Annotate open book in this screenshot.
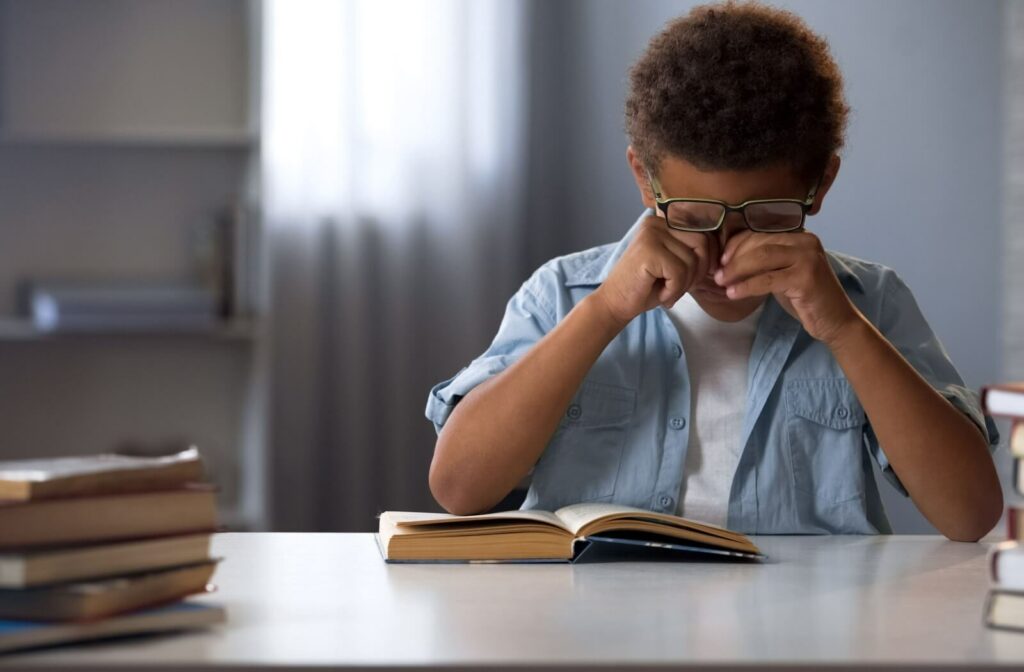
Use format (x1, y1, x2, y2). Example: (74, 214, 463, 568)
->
(377, 502, 763, 563)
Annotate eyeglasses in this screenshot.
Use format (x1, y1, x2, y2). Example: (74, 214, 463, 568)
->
(648, 173, 822, 233)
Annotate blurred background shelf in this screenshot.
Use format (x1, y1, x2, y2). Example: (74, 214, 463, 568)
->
(0, 128, 258, 148)
(0, 0, 268, 531)
(0, 317, 261, 342)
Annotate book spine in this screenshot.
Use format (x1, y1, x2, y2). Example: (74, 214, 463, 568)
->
(984, 589, 997, 629)
(1012, 421, 1024, 459)
(982, 384, 1024, 420)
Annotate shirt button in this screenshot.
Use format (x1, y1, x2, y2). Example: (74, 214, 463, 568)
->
(670, 417, 686, 430)
(836, 407, 849, 419)
(659, 495, 674, 508)
(672, 343, 683, 359)
(566, 404, 582, 420)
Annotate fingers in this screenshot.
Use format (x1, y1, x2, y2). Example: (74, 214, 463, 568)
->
(726, 266, 801, 300)
(650, 239, 699, 307)
(720, 230, 803, 266)
(661, 226, 712, 279)
(625, 219, 818, 315)
(717, 232, 822, 300)
(640, 218, 711, 307)
(716, 243, 802, 288)
(661, 233, 709, 290)
(720, 230, 755, 267)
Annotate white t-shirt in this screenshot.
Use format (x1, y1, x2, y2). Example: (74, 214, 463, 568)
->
(665, 294, 763, 527)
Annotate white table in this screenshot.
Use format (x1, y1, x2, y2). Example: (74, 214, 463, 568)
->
(2, 533, 1022, 670)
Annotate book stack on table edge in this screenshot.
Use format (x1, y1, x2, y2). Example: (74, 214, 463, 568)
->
(983, 382, 1024, 631)
(0, 447, 225, 654)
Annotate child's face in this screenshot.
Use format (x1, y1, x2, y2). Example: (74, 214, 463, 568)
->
(628, 150, 836, 322)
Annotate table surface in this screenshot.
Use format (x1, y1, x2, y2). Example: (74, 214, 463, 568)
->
(3, 532, 1024, 671)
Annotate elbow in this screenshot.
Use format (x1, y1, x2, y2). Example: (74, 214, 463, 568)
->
(938, 433, 1004, 543)
(429, 469, 479, 516)
(942, 486, 1003, 543)
(429, 476, 487, 516)
(428, 438, 488, 516)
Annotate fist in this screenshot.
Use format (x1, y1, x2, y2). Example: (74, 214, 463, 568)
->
(593, 216, 717, 328)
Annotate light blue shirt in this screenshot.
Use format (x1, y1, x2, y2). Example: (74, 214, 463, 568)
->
(425, 210, 999, 534)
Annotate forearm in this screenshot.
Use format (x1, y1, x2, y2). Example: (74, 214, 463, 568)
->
(429, 292, 626, 515)
(829, 314, 1002, 541)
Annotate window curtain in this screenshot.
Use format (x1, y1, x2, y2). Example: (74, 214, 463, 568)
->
(262, 0, 528, 530)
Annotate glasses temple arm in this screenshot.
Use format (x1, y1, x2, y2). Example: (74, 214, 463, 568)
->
(805, 173, 826, 205)
(646, 171, 664, 200)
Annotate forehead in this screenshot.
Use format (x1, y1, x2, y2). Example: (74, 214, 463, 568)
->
(654, 156, 808, 202)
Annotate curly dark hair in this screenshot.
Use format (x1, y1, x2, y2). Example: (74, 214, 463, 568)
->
(625, 1, 849, 180)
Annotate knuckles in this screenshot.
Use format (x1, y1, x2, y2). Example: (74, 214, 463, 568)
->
(796, 230, 824, 251)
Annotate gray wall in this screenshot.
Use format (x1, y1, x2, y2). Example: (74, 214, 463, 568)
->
(1008, 2, 1024, 384)
(525, 0, 1004, 533)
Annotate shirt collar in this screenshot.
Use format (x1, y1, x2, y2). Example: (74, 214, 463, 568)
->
(564, 208, 865, 295)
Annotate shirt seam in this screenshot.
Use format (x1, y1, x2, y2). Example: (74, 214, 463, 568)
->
(524, 274, 557, 329)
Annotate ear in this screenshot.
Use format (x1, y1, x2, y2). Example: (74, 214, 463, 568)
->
(807, 154, 841, 216)
(627, 146, 658, 209)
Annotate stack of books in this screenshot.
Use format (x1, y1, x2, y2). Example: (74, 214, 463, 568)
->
(983, 382, 1024, 631)
(0, 447, 225, 653)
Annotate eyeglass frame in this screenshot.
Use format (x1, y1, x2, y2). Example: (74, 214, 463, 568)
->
(647, 172, 823, 233)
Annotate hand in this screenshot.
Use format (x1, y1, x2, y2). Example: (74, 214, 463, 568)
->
(593, 215, 717, 328)
(715, 230, 862, 345)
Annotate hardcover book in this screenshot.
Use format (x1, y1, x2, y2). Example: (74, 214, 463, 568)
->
(0, 447, 202, 501)
(0, 601, 225, 653)
(0, 532, 213, 588)
(0, 561, 218, 622)
(1012, 464, 1024, 502)
(990, 540, 1024, 590)
(0, 487, 217, 550)
(1009, 423, 1024, 459)
(982, 382, 1024, 419)
(985, 590, 1024, 632)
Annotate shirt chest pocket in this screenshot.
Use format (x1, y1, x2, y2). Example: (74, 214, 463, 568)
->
(784, 378, 868, 506)
(530, 380, 636, 508)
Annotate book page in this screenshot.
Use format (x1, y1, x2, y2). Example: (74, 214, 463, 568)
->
(383, 509, 567, 531)
(554, 502, 736, 538)
(553, 502, 651, 536)
(0, 448, 200, 483)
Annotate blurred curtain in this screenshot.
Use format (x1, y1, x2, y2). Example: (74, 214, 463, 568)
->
(262, 0, 528, 530)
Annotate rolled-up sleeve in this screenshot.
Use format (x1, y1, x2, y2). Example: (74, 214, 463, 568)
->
(424, 268, 558, 434)
(867, 270, 1000, 496)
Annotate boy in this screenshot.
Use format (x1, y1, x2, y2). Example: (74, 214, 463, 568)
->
(424, 2, 1001, 540)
